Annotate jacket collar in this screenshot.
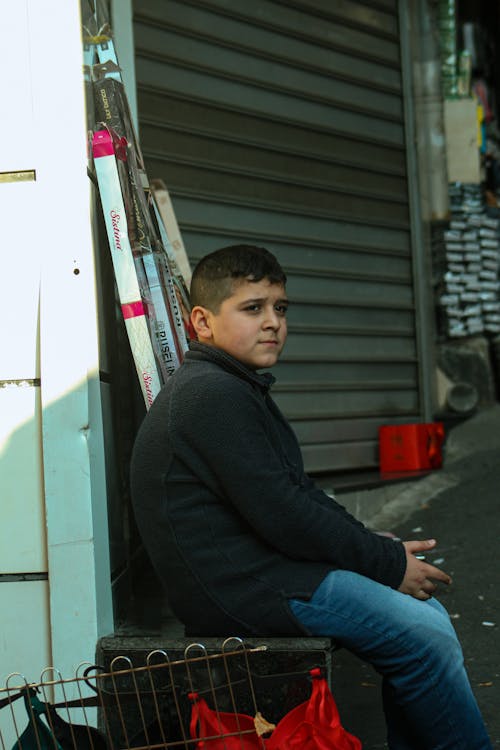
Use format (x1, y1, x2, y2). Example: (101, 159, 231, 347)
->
(187, 340, 275, 392)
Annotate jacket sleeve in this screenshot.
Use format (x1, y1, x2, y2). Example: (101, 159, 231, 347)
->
(172, 372, 407, 590)
(300, 474, 367, 530)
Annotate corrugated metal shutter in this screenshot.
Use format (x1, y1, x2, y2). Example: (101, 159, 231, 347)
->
(133, 0, 423, 474)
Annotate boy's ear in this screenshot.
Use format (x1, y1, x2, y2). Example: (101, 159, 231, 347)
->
(190, 305, 214, 341)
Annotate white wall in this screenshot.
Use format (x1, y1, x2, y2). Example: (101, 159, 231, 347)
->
(0, 0, 113, 701)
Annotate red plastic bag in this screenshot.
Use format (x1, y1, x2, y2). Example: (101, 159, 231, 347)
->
(265, 669, 362, 750)
(189, 669, 361, 750)
(189, 691, 265, 749)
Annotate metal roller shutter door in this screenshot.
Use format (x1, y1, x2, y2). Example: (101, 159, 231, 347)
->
(133, 0, 425, 475)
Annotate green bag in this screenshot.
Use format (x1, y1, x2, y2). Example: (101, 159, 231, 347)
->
(13, 691, 63, 750)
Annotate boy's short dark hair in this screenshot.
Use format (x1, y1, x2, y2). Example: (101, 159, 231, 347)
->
(190, 244, 287, 312)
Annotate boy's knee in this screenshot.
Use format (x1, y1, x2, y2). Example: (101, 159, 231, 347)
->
(412, 616, 463, 666)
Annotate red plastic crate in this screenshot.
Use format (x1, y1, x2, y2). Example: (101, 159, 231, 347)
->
(378, 422, 445, 473)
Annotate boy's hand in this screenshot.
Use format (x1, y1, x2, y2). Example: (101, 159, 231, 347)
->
(398, 539, 452, 600)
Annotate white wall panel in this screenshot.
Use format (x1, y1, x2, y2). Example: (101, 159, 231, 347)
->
(0, 0, 35, 171)
(0, 580, 51, 679)
(0, 384, 45, 572)
(0, 0, 113, 688)
(0, 181, 40, 380)
(0, 581, 51, 746)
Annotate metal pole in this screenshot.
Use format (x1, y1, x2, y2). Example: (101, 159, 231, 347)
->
(398, 0, 437, 420)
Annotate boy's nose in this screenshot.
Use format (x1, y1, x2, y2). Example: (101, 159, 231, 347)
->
(263, 308, 281, 329)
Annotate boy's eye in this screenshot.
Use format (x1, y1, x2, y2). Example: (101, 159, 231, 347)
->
(242, 301, 288, 314)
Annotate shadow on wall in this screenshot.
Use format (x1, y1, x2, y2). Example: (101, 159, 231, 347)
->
(0, 373, 116, 685)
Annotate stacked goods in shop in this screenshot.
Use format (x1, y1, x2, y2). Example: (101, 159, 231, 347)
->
(438, 0, 458, 98)
(435, 183, 500, 338)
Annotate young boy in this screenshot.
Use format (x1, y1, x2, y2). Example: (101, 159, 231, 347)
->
(130, 244, 491, 749)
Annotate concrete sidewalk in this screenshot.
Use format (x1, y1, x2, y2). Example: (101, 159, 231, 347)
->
(332, 404, 500, 747)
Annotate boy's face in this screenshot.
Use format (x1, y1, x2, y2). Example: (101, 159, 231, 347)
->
(192, 278, 288, 370)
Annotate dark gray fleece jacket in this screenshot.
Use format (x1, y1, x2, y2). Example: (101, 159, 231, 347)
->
(130, 341, 407, 636)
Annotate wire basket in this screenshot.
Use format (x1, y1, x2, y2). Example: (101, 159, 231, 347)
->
(0, 638, 272, 750)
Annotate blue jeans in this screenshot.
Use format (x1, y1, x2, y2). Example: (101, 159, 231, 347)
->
(289, 571, 492, 750)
